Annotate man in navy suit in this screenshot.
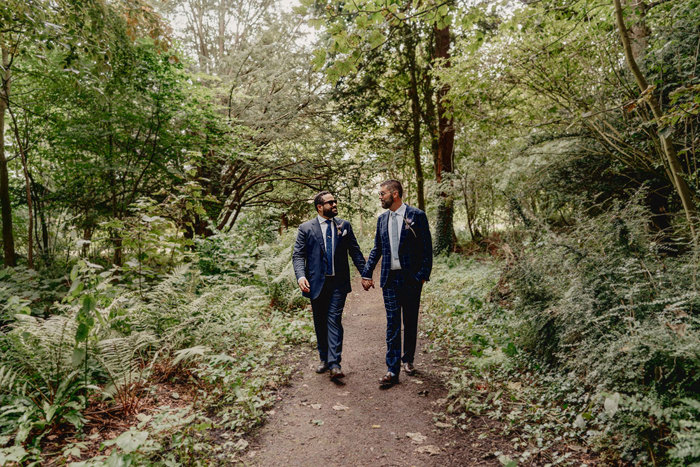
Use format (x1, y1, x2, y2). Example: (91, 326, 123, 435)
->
(293, 191, 366, 381)
(361, 180, 432, 389)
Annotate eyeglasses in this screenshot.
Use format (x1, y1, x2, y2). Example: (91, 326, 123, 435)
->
(379, 191, 393, 197)
(323, 200, 338, 206)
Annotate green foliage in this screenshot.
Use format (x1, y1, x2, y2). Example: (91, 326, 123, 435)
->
(0, 314, 88, 446)
(0, 226, 313, 464)
(423, 193, 700, 464)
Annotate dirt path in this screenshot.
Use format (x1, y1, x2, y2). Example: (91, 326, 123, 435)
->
(245, 278, 506, 466)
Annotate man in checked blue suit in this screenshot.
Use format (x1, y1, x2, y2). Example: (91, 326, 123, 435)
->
(361, 180, 433, 389)
(293, 191, 366, 381)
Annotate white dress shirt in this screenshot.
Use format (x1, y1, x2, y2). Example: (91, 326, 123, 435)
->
(388, 203, 406, 270)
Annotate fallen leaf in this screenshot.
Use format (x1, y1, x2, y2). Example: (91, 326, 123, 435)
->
(333, 404, 349, 411)
(434, 421, 451, 429)
(506, 381, 521, 391)
(310, 404, 322, 410)
(406, 432, 427, 444)
(412, 379, 424, 384)
(415, 445, 441, 455)
(136, 414, 152, 423)
(372, 425, 381, 429)
(498, 454, 517, 467)
(337, 391, 350, 396)
(311, 419, 324, 426)
(604, 393, 620, 416)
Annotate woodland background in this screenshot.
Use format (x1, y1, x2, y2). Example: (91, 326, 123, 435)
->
(0, 0, 698, 464)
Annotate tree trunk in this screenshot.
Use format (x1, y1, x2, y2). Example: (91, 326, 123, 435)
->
(433, 24, 456, 254)
(217, 0, 226, 69)
(29, 174, 50, 258)
(113, 232, 122, 266)
(613, 0, 696, 236)
(8, 107, 33, 268)
(623, 0, 650, 60)
(421, 28, 440, 175)
(405, 26, 425, 211)
(82, 226, 93, 257)
(0, 45, 16, 267)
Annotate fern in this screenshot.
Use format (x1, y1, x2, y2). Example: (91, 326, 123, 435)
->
(0, 314, 87, 444)
(95, 332, 156, 415)
(3, 314, 80, 402)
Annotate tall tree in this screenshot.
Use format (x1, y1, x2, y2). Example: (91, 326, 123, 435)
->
(613, 0, 696, 236)
(0, 40, 15, 267)
(432, 19, 455, 254)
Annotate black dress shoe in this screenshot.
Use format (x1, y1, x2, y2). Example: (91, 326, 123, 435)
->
(329, 367, 345, 380)
(403, 362, 416, 376)
(316, 362, 329, 374)
(379, 372, 399, 389)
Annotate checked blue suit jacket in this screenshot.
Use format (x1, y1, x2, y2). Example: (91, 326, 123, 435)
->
(292, 217, 366, 300)
(361, 205, 433, 288)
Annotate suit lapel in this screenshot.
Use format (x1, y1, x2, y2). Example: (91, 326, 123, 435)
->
(381, 211, 390, 247)
(332, 219, 342, 255)
(399, 205, 411, 245)
(311, 219, 325, 252)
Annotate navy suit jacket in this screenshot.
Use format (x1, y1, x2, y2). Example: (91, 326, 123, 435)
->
(292, 217, 366, 300)
(361, 205, 432, 288)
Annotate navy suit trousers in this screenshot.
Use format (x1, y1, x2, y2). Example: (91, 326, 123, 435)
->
(382, 270, 423, 375)
(310, 276, 347, 369)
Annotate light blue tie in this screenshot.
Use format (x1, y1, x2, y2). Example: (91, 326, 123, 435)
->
(390, 212, 399, 263)
(325, 220, 333, 274)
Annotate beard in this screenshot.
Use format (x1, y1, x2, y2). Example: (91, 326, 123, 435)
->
(323, 205, 338, 218)
(381, 198, 392, 209)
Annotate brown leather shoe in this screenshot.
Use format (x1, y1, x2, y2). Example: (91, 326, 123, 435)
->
(403, 362, 416, 376)
(379, 372, 399, 389)
(329, 367, 345, 380)
(315, 362, 329, 374)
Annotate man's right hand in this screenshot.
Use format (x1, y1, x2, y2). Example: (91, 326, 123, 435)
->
(298, 277, 310, 293)
(361, 278, 374, 291)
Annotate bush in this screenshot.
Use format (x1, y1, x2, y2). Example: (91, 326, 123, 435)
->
(423, 192, 700, 464)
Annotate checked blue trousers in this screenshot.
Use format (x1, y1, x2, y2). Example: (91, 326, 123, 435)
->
(310, 276, 347, 370)
(382, 270, 423, 375)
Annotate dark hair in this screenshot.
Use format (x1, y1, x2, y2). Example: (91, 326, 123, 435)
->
(381, 180, 403, 198)
(314, 190, 331, 209)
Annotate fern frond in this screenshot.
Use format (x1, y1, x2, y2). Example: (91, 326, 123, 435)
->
(0, 366, 20, 395)
(6, 314, 78, 392)
(95, 332, 155, 402)
(172, 345, 210, 367)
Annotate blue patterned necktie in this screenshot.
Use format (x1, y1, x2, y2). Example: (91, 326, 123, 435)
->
(325, 220, 333, 274)
(390, 212, 400, 263)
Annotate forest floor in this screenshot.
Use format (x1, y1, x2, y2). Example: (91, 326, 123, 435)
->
(243, 278, 522, 467)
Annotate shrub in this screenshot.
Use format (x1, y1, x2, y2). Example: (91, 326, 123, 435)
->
(423, 192, 700, 464)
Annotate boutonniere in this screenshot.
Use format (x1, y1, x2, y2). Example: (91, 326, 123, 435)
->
(334, 220, 347, 237)
(403, 217, 416, 237)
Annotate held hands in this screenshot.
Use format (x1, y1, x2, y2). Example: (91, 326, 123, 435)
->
(361, 278, 375, 291)
(298, 277, 310, 293)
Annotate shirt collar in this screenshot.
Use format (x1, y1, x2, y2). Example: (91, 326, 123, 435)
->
(389, 203, 407, 217)
(318, 215, 331, 225)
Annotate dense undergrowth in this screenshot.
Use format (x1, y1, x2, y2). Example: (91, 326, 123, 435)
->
(0, 230, 311, 465)
(423, 197, 700, 466)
